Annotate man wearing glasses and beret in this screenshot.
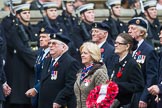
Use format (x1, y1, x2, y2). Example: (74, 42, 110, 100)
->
(38, 33, 80, 108)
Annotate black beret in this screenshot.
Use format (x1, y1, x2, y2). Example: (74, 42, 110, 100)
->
(40, 27, 57, 34)
(128, 17, 148, 30)
(50, 33, 70, 45)
(92, 22, 110, 31)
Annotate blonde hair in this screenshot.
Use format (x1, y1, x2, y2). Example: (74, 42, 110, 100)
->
(80, 42, 101, 62)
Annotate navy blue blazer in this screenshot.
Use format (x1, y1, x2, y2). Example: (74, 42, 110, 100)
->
(133, 40, 158, 103)
(101, 41, 118, 76)
(34, 48, 50, 92)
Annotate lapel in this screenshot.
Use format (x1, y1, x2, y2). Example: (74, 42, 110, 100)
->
(101, 42, 111, 61)
(76, 70, 82, 86)
(137, 41, 146, 53)
(41, 57, 52, 81)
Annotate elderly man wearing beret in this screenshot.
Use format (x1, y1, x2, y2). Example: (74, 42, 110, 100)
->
(91, 22, 118, 77)
(25, 27, 53, 108)
(128, 17, 158, 108)
(38, 33, 80, 108)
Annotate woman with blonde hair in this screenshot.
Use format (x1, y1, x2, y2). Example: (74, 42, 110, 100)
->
(74, 41, 108, 108)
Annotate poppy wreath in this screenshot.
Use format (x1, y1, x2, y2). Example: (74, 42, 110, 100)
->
(86, 81, 119, 108)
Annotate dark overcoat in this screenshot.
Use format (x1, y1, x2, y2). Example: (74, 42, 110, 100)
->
(132, 40, 158, 108)
(113, 53, 144, 107)
(4, 23, 36, 104)
(38, 52, 80, 108)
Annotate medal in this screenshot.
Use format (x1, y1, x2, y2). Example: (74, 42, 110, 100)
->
(51, 71, 58, 80)
(85, 82, 89, 86)
(51, 75, 54, 80)
(84, 79, 91, 86)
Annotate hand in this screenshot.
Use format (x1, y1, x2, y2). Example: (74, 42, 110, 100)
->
(53, 103, 61, 108)
(139, 101, 147, 108)
(148, 85, 160, 96)
(3, 83, 11, 97)
(25, 88, 37, 97)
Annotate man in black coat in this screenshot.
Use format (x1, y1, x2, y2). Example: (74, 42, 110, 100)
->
(91, 22, 118, 76)
(148, 26, 162, 108)
(4, 3, 37, 108)
(38, 33, 80, 108)
(0, 24, 11, 108)
(77, 3, 95, 41)
(128, 17, 159, 108)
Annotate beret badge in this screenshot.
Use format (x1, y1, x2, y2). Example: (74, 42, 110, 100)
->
(136, 19, 140, 25)
(41, 28, 45, 32)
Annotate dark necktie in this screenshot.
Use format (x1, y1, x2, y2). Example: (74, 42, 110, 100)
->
(48, 59, 55, 72)
(39, 50, 45, 61)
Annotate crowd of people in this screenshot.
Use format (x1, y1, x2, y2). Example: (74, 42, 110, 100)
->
(0, 0, 162, 108)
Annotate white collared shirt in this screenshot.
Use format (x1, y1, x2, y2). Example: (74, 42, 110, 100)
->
(132, 39, 144, 56)
(42, 48, 50, 60)
(98, 40, 106, 48)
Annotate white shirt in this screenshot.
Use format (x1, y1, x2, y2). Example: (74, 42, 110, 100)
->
(98, 40, 106, 48)
(42, 48, 50, 60)
(132, 39, 144, 57)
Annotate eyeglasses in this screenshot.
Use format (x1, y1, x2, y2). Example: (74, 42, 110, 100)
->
(48, 41, 57, 46)
(90, 30, 100, 34)
(114, 41, 127, 45)
(48, 41, 63, 46)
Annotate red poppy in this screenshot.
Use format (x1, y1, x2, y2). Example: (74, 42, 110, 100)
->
(136, 51, 141, 56)
(54, 62, 59, 67)
(100, 48, 104, 53)
(116, 71, 122, 78)
(116, 67, 124, 78)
